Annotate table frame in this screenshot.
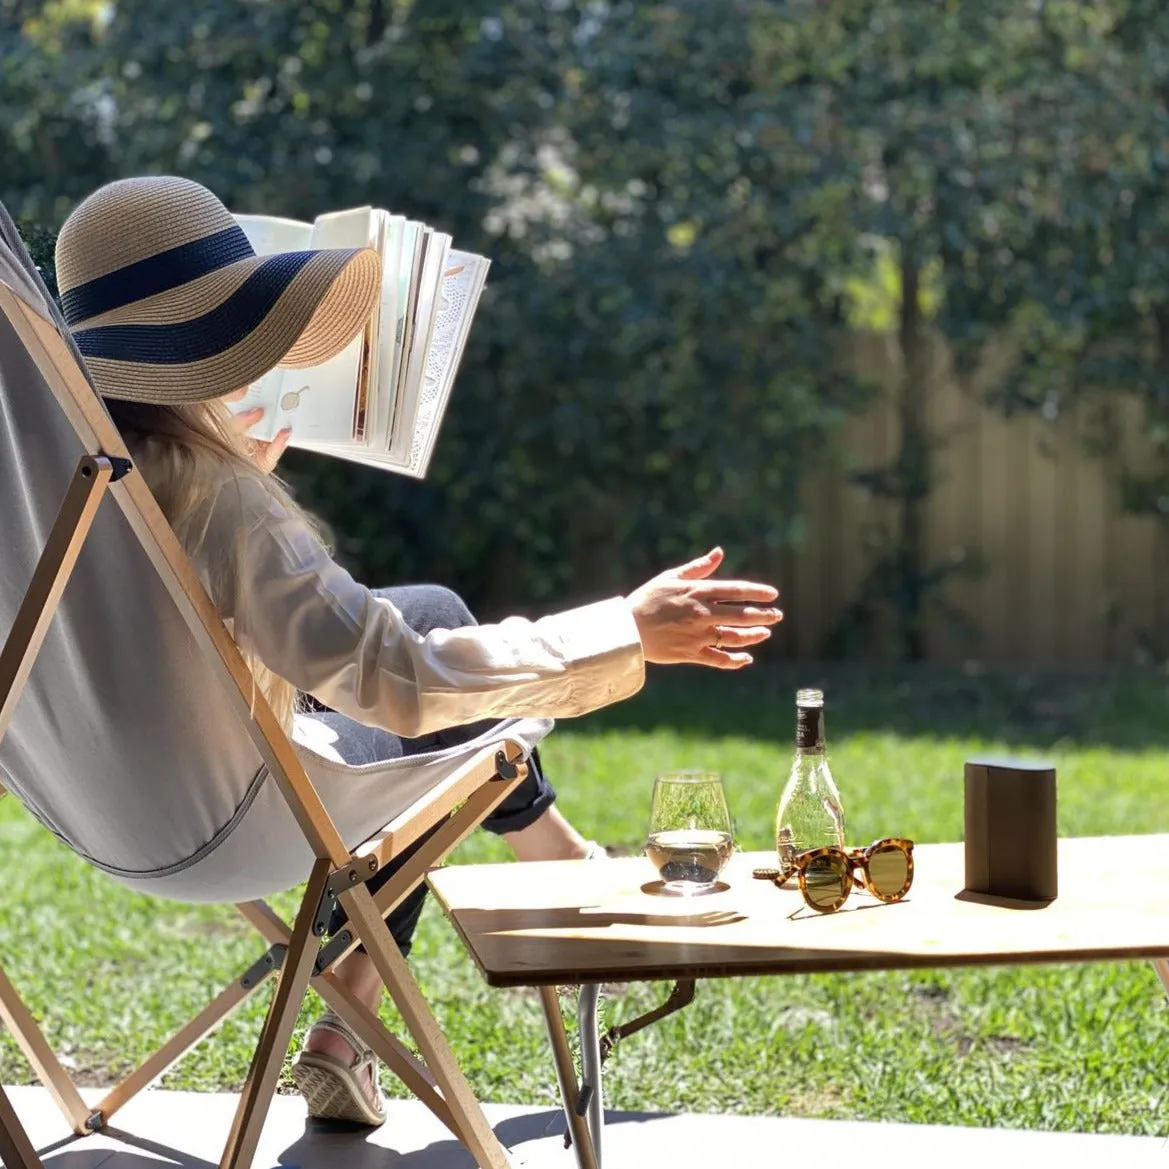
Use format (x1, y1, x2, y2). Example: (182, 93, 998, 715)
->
(543, 961, 1169, 1169)
(429, 841, 1169, 1169)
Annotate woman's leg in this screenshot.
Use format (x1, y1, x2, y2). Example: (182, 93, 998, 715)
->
(300, 586, 594, 1119)
(293, 708, 435, 1119)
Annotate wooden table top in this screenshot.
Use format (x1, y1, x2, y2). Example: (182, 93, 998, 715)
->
(427, 835, 1169, 987)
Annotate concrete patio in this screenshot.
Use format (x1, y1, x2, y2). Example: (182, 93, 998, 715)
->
(3, 1084, 1166, 1169)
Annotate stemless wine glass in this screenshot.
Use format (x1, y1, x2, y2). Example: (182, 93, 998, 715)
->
(646, 771, 735, 896)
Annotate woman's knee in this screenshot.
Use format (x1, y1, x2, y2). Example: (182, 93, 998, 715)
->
(421, 585, 477, 630)
(375, 584, 478, 635)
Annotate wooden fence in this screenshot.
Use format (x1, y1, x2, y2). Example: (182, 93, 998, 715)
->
(775, 332, 1167, 664)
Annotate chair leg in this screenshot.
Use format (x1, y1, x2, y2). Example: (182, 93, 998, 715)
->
(0, 965, 91, 1135)
(240, 901, 467, 1140)
(235, 898, 461, 1136)
(94, 956, 280, 1126)
(339, 884, 513, 1169)
(240, 897, 474, 1139)
(219, 860, 331, 1169)
(0, 1083, 43, 1169)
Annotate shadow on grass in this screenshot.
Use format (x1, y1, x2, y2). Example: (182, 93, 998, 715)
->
(570, 660, 1169, 752)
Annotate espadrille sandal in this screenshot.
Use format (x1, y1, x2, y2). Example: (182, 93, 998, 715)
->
(291, 1011, 386, 1127)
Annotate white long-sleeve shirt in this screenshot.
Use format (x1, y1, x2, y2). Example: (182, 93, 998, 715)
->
(196, 471, 647, 738)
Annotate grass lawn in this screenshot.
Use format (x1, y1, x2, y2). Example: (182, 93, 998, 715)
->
(1, 662, 1167, 1135)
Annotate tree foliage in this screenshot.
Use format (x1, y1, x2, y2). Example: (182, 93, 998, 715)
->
(9, 0, 1169, 655)
(5, 0, 867, 614)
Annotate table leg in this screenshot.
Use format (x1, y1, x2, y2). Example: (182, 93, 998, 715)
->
(537, 987, 599, 1169)
(1154, 958, 1169, 999)
(578, 984, 604, 1165)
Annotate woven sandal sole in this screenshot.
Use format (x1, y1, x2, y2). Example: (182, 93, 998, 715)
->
(291, 1054, 386, 1127)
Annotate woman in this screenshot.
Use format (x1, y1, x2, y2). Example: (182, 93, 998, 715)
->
(54, 176, 782, 1126)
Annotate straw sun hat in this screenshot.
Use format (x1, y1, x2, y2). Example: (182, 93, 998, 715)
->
(54, 175, 381, 404)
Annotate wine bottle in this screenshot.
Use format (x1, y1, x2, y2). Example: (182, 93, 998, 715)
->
(776, 688, 845, 875)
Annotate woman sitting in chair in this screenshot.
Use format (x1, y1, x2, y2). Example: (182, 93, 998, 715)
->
(53, 176, 782, 1128)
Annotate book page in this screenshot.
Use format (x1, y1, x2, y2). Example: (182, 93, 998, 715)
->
(234, 213, 313, 256)
(390, 224, 427, 442)
(300, 212, 402, 462)
(228, 214, 313, 441)
(329, 248, 488, 479)
(353, 211, 387, 442)
(413, 251, 490, 476)
(271, 206, 373, 446)
(392, 231, 448, 464)
(370, 213, 405, 447)
(282, 215, 490, 479)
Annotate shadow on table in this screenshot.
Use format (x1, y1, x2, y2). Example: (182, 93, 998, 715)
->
(954, 889, 1054, 911)
(456, 904, 747, 933)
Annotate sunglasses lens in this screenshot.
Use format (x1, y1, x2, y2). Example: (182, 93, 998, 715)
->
(804, 854, 848, 909)
(868, 845, 909, 898)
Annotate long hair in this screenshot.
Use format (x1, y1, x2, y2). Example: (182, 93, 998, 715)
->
(105, 395, 324, 730)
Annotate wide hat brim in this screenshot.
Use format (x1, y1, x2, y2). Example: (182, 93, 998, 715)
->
(70, 246, 381, 405)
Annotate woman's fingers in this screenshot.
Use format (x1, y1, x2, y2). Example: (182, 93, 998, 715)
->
(232, 406, 265, 433)
(711, 625, 773, 649)
(712, 603, 784, 627)
(695, 646, 754, 670)
(672, 546, 725, 580)
(249, 428, 291, 474)
(222, 386, 249, 404)
(691, 580, 779, 604)
(268, 427, 292, 466)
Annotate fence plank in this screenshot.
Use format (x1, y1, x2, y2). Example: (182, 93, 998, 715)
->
(783, 333, 1160, 663)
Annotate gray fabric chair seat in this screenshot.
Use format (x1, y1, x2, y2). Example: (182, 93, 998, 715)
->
(0, 202, 551, 906)
(114, 714, 550, 904)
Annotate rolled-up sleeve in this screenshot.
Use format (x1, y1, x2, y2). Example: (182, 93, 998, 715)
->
(199, 473, 646, 737)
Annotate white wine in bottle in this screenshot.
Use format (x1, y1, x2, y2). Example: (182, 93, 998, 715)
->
(775, 688, 845, 875)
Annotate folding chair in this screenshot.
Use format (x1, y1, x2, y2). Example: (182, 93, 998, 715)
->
(0, 207, 549, 1169)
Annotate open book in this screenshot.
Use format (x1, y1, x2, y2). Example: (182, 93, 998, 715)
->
(230, 206, 489, 478)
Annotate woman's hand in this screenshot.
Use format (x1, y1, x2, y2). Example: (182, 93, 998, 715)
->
(627, 547, 782, 670)
(222, 388, 291, 474)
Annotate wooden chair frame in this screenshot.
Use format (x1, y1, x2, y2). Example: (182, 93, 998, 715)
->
(0, 283, 527, 1168)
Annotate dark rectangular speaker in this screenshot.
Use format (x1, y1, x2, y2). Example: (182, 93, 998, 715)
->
(964, 756, 1058, 902)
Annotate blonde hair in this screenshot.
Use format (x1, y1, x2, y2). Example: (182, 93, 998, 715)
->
(106, 396, 323, 730)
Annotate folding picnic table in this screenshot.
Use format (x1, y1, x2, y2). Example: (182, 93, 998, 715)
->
(429, 834, 1169, 1169)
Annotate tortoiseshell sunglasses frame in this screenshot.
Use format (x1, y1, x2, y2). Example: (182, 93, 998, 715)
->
(776, 837, 915, 913)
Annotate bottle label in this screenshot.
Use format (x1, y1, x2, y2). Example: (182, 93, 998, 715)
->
(796, 706, 824, 752)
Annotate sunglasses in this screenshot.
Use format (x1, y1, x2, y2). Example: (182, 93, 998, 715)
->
(754, 838, 914, 913)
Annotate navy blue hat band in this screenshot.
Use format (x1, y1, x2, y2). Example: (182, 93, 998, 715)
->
(73, 251, 316, 365)
(61, 225, 255, 327)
